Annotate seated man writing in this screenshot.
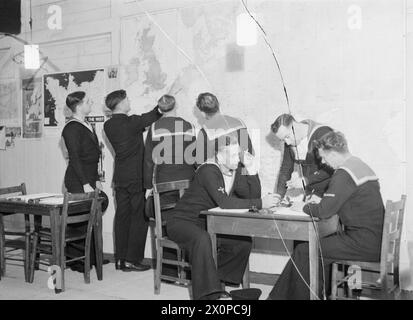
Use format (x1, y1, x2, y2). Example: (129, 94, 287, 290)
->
(268, 131, 385, 300)
(167, 135, 279, 300)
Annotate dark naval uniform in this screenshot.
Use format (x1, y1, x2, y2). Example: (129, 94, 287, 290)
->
(104, 107, 162, 264)
(62, 119, 100, 193)
(143, 116, 197, 277)
(143, 116, 196, 191)
(276, 120, 334, 198)
(268, 156, 385, 300)
(167, 162, 262, 300)
(61, 118, 101, 271)
(196, 113, 253, 164)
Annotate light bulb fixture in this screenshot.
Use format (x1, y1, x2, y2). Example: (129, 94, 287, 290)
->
(24, 44, 40, 69)
(24, 0, 40, 70)
(236, 12, 257, 46)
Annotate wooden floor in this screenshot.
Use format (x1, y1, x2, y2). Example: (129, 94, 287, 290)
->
(0, 259, 273, 300)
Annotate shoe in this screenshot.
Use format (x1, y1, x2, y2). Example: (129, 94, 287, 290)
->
(123, 261, 151, 272)
(115, 259, 124, 270)
(117, 260, 151, 272)
(217, 292, 232, 300)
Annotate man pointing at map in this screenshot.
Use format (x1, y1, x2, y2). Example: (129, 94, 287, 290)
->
(104, 89, 162, 272)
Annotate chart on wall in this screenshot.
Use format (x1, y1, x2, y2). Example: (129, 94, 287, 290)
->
(43, 69, 105, 127)
(0, 80, 20, 127)
(22, 78, 43, 139)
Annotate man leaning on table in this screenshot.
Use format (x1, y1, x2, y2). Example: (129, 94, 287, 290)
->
(267, 131, 385, 300)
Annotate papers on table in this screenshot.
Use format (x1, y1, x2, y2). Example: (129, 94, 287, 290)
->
(6, 193, 61, 203)
(269, 206, 308, 217)
(38, 196, 65, 205)
(208, 207, 249, 214)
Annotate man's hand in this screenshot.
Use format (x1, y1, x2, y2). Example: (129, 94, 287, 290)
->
(241, 151, 258, 175)
(290, 201, 305, 212)
(83, 184, 94, 193)
(262, 193, 282, 208)
(286, 176, 304, 189)
(306, 194, 322, 204)
(95, 181, 103, 190)
(145, 189, 153, 199)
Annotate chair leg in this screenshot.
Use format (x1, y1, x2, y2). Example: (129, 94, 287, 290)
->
(188, 283, 194, 300)
(154, 244, 163, 295)
(29, 233, 38, 283)
(60, 246, 65, 292)
(0, 215, 5, 277)
(33, 216, 42, 271)
(24, 233, 30, 282)
(149, 223, 156, 267)
(330, 263, 338, 300)
(84, 227, 92, 284)
(177, 248, 183, 280)
(242, 260, 250, 289)
(93, 217, 103, 281)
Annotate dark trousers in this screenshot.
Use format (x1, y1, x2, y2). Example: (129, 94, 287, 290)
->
(167, 219, 252, 300)
(267, 233, 380, 300)
(114, 183, 148, 263)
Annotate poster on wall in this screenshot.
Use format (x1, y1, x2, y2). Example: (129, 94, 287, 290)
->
(0, 126, 5, 150)
(22, 78, 43, 139)
(43, 68, 105, 128)
(0, 80, 21, 127)
(5, 127, 21, 149)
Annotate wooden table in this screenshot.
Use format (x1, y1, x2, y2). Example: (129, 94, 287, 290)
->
(202, 208, 338, 300)
(0, 196, 103, 290)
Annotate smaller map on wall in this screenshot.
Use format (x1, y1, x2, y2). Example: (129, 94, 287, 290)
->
(0, 126, 6, 150)
(0, 80, 21, 127)
(5, 127, 21, 149)
(43, 69, 105, 127)
(22, 78, 43, 139)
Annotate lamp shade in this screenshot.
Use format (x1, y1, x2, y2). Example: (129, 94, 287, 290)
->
(24, 44, 40, 69)
(236, 13, 257, 46)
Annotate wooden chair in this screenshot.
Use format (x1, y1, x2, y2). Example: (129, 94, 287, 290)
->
(330, 195, 407, 300)
(0, 183, 33, 282)
(151, 165, 192, 297)
(30, 189, 101, 291)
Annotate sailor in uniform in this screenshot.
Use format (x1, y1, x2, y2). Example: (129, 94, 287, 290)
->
(267, 131, 385, 300)
(271, 113, 335, 202)
(195, 92, 253, 164)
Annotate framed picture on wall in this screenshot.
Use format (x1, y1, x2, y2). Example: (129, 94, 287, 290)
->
(22, 77, 43, 139)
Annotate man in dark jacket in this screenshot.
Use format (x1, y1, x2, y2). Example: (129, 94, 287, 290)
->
(104, 90, 162, 271)
(143, 94, 196, 204)
(271, 113, 334, 202)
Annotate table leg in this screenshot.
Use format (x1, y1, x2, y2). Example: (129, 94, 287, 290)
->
(94, 205, 103, 281)
(0, 214, 4, 278)
(309, 223, 319, 300)
(50, 208, 62, 293)
(207, 216, 217, 267)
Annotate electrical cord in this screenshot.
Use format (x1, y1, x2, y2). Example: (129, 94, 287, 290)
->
(241, 0, 327, 299)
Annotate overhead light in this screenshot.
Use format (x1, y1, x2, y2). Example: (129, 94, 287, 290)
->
(236, 12, 257, 46)
(24, 44, 40, 69)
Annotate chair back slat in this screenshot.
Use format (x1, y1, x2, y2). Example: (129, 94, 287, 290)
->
(379, 195, 406, 294)
(0, 183, 26, 197)
(67, 213, 92, 224)
(154, 180, 191, 194)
